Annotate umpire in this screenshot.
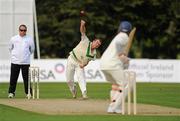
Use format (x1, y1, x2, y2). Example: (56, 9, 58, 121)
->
(8, 24, 34, 98)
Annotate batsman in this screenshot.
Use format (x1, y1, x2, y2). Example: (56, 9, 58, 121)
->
(100, 21, 135, 113)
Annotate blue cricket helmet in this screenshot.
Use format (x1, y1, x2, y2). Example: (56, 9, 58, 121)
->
(119, 21, 132, 33)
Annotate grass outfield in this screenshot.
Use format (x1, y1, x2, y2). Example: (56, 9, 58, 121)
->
(1, 83, 180, 108)
(0, 82, 180, 121)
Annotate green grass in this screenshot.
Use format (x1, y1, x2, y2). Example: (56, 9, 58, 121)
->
(1, 82, 180, 108)
(0, 82, 111, 99)
(137, 83, 180, 108)
(0, 82, 180, 121)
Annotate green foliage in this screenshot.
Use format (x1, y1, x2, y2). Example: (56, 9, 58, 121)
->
(36, 0, 180, 59)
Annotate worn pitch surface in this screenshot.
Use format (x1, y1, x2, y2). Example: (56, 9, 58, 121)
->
(0, 99, 180, 115)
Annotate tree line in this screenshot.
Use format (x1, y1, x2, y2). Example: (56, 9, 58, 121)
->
(36, 0, 180, 59)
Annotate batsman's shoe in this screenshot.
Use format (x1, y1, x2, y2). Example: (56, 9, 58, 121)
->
(107, 107, 122, 114)
(82, 91, 88, 99)
(8, 93, 14, 98)
(72, 85, 77, 98)
(114, 109, 122, 114)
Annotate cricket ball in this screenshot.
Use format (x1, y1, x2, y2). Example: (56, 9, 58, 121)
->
(80, 10, 85, 16)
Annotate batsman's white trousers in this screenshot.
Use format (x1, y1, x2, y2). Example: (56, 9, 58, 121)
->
(66, 55, 87, 94)
(102, 69, 129, 112)
(102, 69, 127, 86)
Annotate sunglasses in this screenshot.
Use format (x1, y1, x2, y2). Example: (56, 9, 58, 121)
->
(19, 29, 27, 32)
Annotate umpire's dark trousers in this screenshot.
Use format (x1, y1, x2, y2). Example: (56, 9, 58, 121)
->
(8, 63, 31, 95)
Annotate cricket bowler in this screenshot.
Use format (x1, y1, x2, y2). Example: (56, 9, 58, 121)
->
(66, 20, 101, 99)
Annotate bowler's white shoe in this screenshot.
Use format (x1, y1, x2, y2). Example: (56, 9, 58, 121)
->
(82, 91, 88, 99)
(26, 94, 32, 99)
(8, 93, 14, 98)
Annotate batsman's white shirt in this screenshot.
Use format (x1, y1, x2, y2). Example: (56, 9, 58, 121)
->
(9, 35, 34, 65)
(100, 32, 129, 70)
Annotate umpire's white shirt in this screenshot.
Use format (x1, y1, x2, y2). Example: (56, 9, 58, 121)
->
(100, 32, 129, 70)
(9, 34, 34, 65)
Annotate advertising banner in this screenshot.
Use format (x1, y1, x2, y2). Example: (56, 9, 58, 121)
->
(0, 59, 180, 83)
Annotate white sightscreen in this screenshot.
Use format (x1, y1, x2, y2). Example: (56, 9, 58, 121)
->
(0, 0, 33, 59)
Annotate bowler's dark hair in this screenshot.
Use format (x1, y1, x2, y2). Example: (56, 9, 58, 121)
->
(94, 35, 102, 43)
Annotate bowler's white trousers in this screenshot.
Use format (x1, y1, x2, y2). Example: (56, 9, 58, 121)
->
(66, 55, 87, 95)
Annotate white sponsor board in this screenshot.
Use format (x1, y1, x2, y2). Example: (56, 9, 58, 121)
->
(129, 59, 180, 83)
(0, 59, 180, 83)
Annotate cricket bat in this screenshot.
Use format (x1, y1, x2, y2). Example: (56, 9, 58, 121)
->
(124, 27, 136, 55)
